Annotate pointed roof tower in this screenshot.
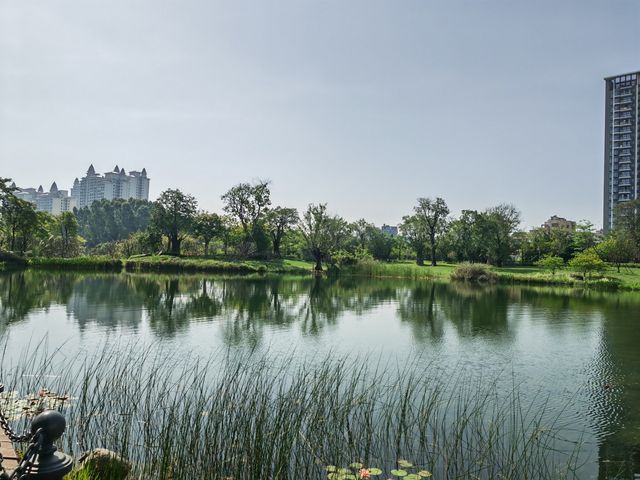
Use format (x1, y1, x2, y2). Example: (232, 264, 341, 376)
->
(37, 185, 43, 193)
(73, 177, 80, 186)
(114, 165, 120, 172)
(10, 182, 16, 189)
(120, 168, 126, 175)
(141, 168, 147, 176)
(50, 182, 58, 193)
(87, 164, 96, 175)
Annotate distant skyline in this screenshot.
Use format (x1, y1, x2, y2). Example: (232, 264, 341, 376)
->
(1, 1, 639, 230)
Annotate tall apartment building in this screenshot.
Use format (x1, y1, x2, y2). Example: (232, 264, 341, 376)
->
(71, 164, 150, 209)
(14, 182, 77, 215)
(603, 71, 640, 232)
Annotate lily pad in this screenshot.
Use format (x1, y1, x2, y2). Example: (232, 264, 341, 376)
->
(338, 475, 356, 480)
(350, 462, 364, 469)
(405, 475, 420, 480)
(338, 468, 352, 474)
(368, 468, 383, 475)
(398, 460, 413, 468)
(418, 471, 432, 478)
(390, 470, 408, 477)
(327, 466, 337, 472)
(328, 474, 339, 480)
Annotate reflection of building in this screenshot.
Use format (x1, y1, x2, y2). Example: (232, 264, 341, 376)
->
(604, 71, 640, 232)
(542, 215, 576, 232)
(71, 164, 150, 209)
(13, 182, 76, 215)
(381, 224, 398, 236)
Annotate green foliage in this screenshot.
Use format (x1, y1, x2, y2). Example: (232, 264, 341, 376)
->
(399, 214, 428, 266)
(192, 211, 224, 256)
(568, 248, 606, 281)
(221, 181, 271, 256)
(614, 198, 640, 254)
(0, 195, 42, 254)
(367, 229, 394, 261)
(534, 255, 564, 275)
(572, 220, 597, 253)
(151, 189, 197, 256)
(596, 235, 636, 272)
(299, 204, 348, 271)
(413, 197, 449, 266)
(75, 198, 153, 247)
(265, 206, 299, 258)
(478, 204, 521, 267)
(450, 263, 497, 283)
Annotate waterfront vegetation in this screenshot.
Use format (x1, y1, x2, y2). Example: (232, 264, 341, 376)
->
(3, 346, 584, 480)
(3, 176, 640, 290)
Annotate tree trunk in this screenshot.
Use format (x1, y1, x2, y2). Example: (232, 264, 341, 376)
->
(273, 239, 281, 258)
(314, 253, 322, 272)
(430, 236, 437, 267)
(204, 240, 210, 257)
(416, 253, 424, 266)
(170, 234, 181, 256)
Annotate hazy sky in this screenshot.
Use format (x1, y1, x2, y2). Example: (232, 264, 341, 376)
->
(1, 1, 638, 229)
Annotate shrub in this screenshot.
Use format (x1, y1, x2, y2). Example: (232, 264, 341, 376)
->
(450, 263, 497, 283)
(534, 255, 564, 275)
(568, 248, 606, 281)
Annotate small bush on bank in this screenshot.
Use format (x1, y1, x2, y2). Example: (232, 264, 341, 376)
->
(450, 263, 497, 283)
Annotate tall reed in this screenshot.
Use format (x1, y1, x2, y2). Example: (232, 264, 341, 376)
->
(0, 345, 583, 479)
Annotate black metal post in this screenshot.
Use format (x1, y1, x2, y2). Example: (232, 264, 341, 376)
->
(23, 410, 73, 479)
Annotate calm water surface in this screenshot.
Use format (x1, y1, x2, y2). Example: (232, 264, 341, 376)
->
(0, 270, 638, 478)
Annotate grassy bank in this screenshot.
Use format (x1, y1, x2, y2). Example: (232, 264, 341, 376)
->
(340, 260, 640, 290)
(1, 347, 583, 480)
(27, 256, 123, 271)
(124, 255, 312, 274)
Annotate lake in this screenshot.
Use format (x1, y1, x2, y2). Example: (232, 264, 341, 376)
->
(0, 270, 638, 479)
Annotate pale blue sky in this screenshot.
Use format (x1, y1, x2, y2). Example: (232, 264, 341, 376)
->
(1, 1, 638, 229)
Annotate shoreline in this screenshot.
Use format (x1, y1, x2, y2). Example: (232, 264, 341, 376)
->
(2, 256, 639, 291)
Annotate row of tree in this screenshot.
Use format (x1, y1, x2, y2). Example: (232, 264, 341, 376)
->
(3, 176, 640, 270)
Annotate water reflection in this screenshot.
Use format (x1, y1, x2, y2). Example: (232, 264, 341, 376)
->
(0, 270, 639, 476)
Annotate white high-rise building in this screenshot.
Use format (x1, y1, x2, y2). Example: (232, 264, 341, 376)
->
(14, 182, 77, 215)
(71, 165, 150, 208)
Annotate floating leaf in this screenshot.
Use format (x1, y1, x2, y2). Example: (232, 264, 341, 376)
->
(328, 474, 339, 480)
(405, 475, 420, 480)
(390, 470, 407, 477)
(338, 474, 356, 480)
(398, 460, 413, 468)
(327, 466, 337, 472)
(418, 471, 432, 478)
(368, 468, 382, 475)
(350, 462, 364, 469)
(338, 468, 352, 474)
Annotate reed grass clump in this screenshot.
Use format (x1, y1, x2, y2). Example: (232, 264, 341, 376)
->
(451, 263, 498, 283)
(27, 256, 122, 271)
(0, 347, 581, 480)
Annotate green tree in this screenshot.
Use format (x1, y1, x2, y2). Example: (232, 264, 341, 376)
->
(478, 204, 521, 267)
(572, 220, 597, 253)
(75, 198, 153, 247)
(151, 189, 197, 256)
(221, 181, 271, 253)
(298, 204, 345, 271)
(265, 207, 298, 258)
(568, 248, 606, 281)
(44, 212, 82, 258)
(614, 199, 640, 256)
(534, 255, 564, 276)
(596, 235, 636, 272)
(414, 197, 449, 266)
(368, 229, 394, 261)
(0, 196, 40, 254)
(192, 212, 224, 256)
(399, 214, 428, 266)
